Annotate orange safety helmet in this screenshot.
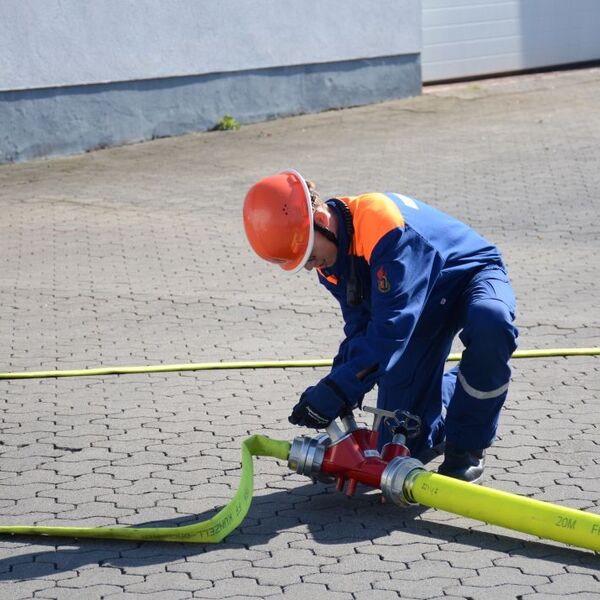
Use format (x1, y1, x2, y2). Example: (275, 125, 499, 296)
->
(243, 169, 314, 273)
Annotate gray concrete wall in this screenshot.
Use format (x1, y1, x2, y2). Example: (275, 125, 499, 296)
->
(0, 0, 421, 163)
(0, 56, 421, 163)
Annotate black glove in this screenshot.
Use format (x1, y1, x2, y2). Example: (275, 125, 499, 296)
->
(288, 378, 349, 429)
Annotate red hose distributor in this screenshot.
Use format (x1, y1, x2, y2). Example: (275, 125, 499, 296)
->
(288, 408, 422, 497)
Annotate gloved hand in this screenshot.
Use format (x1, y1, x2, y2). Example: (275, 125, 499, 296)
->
(288, 378, 349, 429)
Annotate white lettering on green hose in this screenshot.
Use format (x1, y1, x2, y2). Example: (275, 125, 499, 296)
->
(555, 516, 577, 529)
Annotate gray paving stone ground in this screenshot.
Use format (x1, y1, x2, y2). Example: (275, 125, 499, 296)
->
(1, 66, 600, 598)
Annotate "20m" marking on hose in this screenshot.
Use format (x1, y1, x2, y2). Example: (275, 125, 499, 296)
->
(556, 516, 577, 529)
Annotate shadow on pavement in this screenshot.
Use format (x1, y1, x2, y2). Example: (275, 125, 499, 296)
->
(0, 482, 597, 580)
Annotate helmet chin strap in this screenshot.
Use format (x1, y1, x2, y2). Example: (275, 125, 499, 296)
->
(314, 223, 338, 247)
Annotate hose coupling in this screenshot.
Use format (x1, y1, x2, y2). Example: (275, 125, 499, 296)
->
(288, 433, 331, 481)
(380, 456, 426, 507)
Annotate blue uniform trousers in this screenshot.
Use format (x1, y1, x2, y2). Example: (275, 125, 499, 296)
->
(376, 266, 518, 457)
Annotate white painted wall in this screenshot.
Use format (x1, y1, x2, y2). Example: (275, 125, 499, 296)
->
(422, 0, 600, 82)
(0, 0, 421, 92)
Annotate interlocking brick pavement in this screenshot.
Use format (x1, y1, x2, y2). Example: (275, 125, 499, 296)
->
(0, 67, 599, 598)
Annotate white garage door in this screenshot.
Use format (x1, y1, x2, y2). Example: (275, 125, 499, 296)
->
(422, 0, 600, 83)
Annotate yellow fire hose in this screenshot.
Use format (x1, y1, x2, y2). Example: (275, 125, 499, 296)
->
(0, 346, 598, 550)
(1, 435, 599, 552)
(0, 347, 599, 380)
(407, 470, 600, 553)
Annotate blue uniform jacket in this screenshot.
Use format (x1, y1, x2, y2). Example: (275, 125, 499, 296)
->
(318, 193, 504, 407)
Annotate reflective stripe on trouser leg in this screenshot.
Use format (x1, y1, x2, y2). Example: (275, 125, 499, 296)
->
(446, 369, 510, 450)
(445, 270, 518, 450)
(457, 370, 510, 400)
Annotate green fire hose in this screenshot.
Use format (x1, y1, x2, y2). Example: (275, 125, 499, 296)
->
(0, 435, 290, 544)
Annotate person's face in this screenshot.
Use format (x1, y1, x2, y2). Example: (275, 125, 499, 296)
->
(304, 230, 338, 271)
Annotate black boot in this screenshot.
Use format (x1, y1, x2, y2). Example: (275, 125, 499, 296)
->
(438, 443, 485, 484)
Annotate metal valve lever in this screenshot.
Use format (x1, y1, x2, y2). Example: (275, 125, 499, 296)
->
(362, 405, 398, 432)
(362, 406, 421, 444)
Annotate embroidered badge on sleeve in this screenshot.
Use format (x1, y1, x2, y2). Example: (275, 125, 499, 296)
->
(376, 266, 391, 293)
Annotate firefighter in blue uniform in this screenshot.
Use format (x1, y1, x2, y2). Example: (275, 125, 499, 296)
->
(243, 170, 518, 483)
